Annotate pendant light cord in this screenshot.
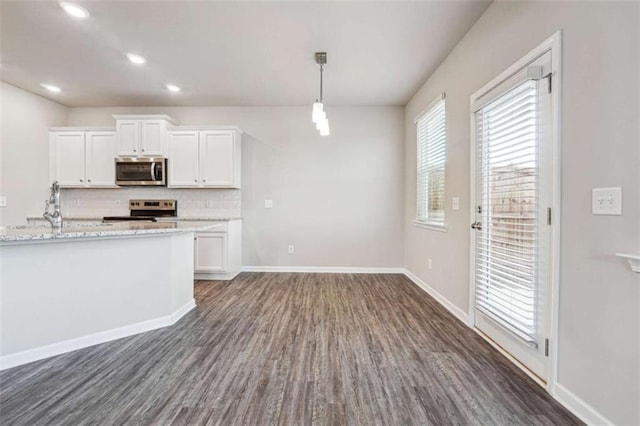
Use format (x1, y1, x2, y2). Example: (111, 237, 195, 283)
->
(319, 64, 324, 103)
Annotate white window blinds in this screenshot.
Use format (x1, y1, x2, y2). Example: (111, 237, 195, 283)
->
(416, 96, 446, 226)
(474, 80, 539, 345)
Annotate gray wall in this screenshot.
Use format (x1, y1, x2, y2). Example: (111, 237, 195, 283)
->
(67, 106, 406, 268)
(403, 1, 639, 424)
(0, 82, 68, 225)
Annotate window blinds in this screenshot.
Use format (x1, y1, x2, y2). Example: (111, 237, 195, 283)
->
(416, 97, 446, 225)
(474, 80, 539, 345)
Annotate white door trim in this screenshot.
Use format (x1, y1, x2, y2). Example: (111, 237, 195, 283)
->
(468, 30, 562, 392)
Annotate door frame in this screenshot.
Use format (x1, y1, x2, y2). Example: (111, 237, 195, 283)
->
(468, 31, 562, 393)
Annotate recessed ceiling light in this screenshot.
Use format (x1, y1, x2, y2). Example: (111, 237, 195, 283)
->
(166, 84, 181, 93)
(59, 2, 89, 19)
(126, 53, 146, 65)
(41, 83, 62, 93)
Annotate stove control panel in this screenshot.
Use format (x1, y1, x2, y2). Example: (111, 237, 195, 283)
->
(129, 199, 177, 211)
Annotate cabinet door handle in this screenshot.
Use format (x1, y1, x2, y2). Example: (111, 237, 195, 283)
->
(194, 179, 198, 183)
(80, 179, 83, 182)
(133, 149, 137, 152)
(87, 179, 92, 183)
(141, 149, 145, 152)
(203, 179, 206, 183)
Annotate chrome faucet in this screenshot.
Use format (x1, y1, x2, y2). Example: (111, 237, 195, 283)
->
(43, 181, 63, 229)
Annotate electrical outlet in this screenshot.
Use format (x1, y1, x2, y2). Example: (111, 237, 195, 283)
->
(428, 258, 432, 269)
(0, 196, 7, 207)
(592, 187, 622, 215)
(265, 200, 273, 209)
(288, 245, 294, 254)
(206, 200, 214, 208)
(452, 197, 460, 211)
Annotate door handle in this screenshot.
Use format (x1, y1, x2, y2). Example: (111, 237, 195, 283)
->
(471, 221, 482, 230)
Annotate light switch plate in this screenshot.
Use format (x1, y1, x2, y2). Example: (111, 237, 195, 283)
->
(0, 196, 6, 207)
(264, 199, 273, 209)
(592, 187, 622, 215)
(452, 197, 460, 211)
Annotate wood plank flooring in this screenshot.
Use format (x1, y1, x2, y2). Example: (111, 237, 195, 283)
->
(0, 273, 581, 425)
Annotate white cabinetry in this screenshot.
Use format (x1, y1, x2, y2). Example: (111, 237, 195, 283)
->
(52, 131, 84, 186)
(114, 115, 177, 157)
(190, 220, 242, 280)
(195, 233, 227, 272)
(168, 127, 242, 188)
(49, 129, 117, 188)
(167, 131, 200, 186)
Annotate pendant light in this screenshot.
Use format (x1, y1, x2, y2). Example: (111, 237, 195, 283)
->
(312, 52, 330, 136)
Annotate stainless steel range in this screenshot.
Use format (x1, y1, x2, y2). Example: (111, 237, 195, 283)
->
(103, 199, 177, 222)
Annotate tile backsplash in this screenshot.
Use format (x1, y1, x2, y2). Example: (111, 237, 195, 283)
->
(60, 188, 241, 218)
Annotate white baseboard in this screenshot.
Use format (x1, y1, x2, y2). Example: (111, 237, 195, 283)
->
(195, 271, 240, 281)
(552, 383, 613, 426)
(242, 266, 405, 274)
(402, 269, 469, 325)
(171, 298, 196, 323)
(0, 298, 196, 371)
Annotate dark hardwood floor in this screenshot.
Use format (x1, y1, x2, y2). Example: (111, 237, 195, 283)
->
(0, 273, 581, 425)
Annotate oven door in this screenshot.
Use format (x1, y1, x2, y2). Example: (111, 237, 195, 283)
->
(115, 157, 166, 186)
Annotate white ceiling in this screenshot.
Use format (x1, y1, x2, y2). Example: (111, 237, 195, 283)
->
(0, 1, 490, 107)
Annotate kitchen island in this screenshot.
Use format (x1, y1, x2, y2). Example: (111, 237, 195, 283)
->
(0, 221, 221, 370)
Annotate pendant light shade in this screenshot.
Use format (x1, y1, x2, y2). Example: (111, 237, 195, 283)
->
(312, 101, 324, 124)
(315, 110, 327, 130)
(312, 52, 330, 136)
(319, 119, 330, 136)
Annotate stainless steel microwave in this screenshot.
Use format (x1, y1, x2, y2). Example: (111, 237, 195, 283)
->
(115, 157, 166, 186)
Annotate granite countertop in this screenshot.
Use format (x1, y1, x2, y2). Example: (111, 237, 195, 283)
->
(26, 216, 242, 222)
(1, 221, 223, 243)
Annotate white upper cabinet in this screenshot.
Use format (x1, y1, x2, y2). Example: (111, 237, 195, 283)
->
(115, 120, 139, 156)
(114, 115, 177, 157)
(85, 131, 116, 186)
(168, 127, 241, 189)
(201, 131, 237, 186)
(168, 131, 200, 186)
(50, 129, 117, 188)
(52, 132, 85, 186)
(140, 120, 166, 156)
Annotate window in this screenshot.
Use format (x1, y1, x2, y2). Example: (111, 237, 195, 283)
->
(415, 95, 446, 228)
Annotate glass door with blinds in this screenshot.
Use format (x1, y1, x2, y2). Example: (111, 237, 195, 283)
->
(471, 50, 553, 381)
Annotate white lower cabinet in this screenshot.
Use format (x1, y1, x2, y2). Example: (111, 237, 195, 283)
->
(194, 233, 227, 272)
(192, 219, 242, 280)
